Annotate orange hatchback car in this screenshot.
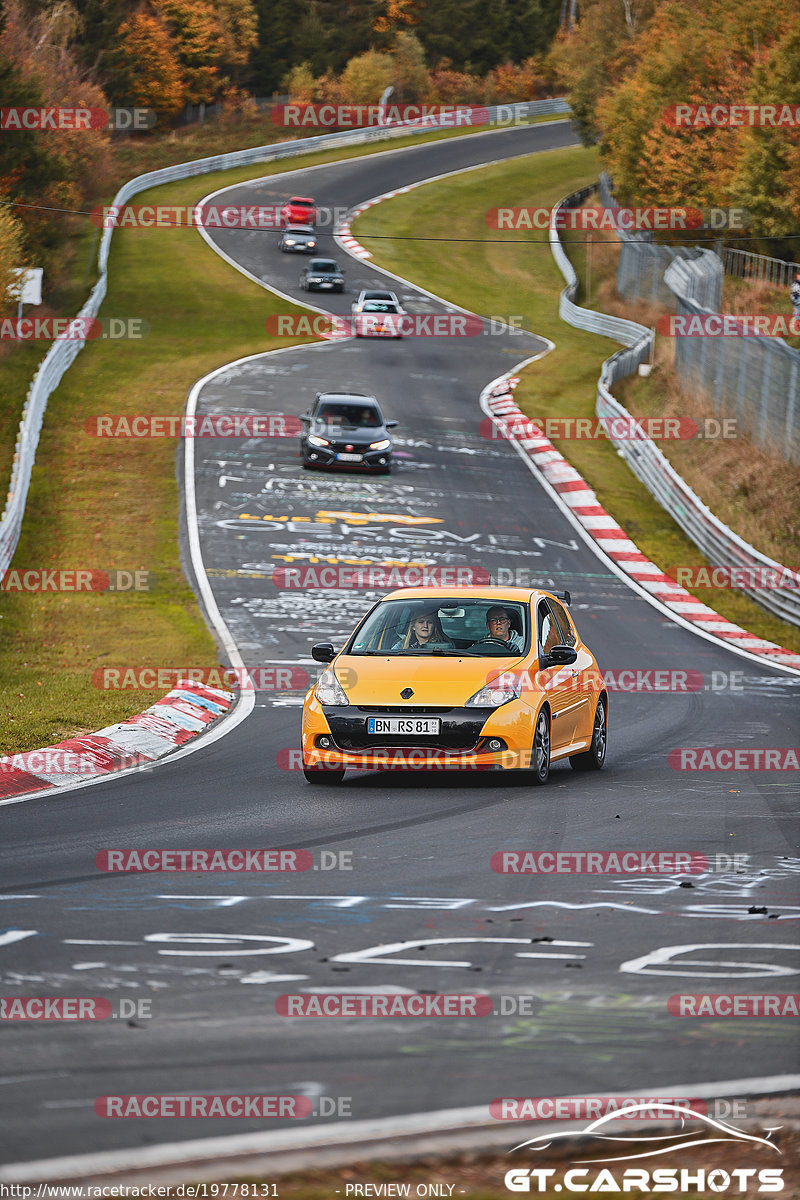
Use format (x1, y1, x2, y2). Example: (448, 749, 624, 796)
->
(300, 587, 608, 785)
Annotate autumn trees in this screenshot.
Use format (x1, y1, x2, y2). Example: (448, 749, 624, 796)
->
(557, 0, 799, 237)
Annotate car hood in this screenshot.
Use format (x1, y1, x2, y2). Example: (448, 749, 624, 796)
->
(334, 652, 525, 705)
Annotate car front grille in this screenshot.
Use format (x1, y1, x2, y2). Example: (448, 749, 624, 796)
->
(323, 707, 491, 751)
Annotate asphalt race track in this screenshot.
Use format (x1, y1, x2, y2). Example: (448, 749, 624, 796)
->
(1, 121, 798, 1169)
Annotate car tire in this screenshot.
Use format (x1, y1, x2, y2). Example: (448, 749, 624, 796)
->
(529, 708, 551, 785)
(570, 697, 607, 772)
(303, 765, 345, 785)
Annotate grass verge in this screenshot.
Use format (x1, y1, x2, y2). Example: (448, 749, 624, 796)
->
(352, 146, 800, 654)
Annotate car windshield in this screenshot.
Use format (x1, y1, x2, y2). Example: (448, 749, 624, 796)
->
(347, 598, 529, 656)
(315, 403, 382, 428)
(363, 293, 393, 302)
(310, 261, 338, 272)
(288, 226, 314, 234)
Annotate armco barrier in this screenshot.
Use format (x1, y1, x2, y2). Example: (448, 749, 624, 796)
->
(0, 98, 571, 578)
(549, 187, 800, 629)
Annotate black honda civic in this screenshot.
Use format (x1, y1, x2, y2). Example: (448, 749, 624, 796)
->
(300, 392, 397, 473)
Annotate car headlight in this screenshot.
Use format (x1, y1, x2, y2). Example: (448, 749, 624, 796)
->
(284, 238, 295, 245)
(465, 678, 521, 708)
(307, 241, 316, 247)
(314, 667, 349, 706)
(308, 435, 330, 447)
(369, 438, 391, 450)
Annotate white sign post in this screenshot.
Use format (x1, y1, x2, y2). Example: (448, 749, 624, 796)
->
(8, 267, 43, 340)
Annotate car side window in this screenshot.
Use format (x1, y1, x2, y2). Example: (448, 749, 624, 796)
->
(548, 599, 576, 647)
(537, 601, 559, 655)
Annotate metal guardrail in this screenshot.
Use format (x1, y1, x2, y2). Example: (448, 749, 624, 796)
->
(723, 246, 800, 290)
(0, 97, 571, 578)
(599, 172, 799, 463)
(549, 186, 800, 629)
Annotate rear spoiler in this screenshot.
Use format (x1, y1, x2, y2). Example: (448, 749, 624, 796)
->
(552, 589, 571, 606)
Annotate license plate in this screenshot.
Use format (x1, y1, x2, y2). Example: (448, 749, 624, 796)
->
(367, 717, 441, 735)
(320, 281, 333, 287)
(336, 452, 362, 461)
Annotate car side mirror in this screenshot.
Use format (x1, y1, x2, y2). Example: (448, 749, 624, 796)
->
(542, 645, 577, 666)
(385, 420, 398, 428)
(300, 413, 311, 423)
(312, 642, 336, 663)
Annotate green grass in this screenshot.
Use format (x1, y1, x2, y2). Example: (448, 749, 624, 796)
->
(352, 145, 800, 654)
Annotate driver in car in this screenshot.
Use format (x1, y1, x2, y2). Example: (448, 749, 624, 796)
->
(474, 606, 523, 652)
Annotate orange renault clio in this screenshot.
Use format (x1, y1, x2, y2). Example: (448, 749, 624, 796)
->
(300, 587, 607, 785)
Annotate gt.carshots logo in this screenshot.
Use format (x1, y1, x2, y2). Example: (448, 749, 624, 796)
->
(504, 1104, 784, 1193)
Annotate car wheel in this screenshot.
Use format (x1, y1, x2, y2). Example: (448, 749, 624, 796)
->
(529, 708, 551, 785)
(303, 765, 345, 785)
(570, 697, 607, 772)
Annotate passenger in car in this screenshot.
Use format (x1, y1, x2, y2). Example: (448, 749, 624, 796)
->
(393, 611, 455, 650)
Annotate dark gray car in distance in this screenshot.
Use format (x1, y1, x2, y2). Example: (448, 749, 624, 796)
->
(299, 258, 346, 292)
(300, 392, 397, 472)
(279, 224, 319, 253)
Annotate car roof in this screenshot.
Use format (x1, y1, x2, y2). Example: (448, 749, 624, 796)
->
(316, 392, 379, 404)
(285, 224, 315, 233)
(308, 258, 339, 267)
(289, 196, 314, 204)
(379, 587, 563, 603)
(361, 289, 395, 297)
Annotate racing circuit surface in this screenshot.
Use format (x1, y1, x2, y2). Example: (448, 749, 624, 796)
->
(0, 121, 798, 1169)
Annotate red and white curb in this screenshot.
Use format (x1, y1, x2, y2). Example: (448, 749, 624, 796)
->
(337, 189, 415, 259)
(0, 680, 234, 800)
(485, 378, 800, 671)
